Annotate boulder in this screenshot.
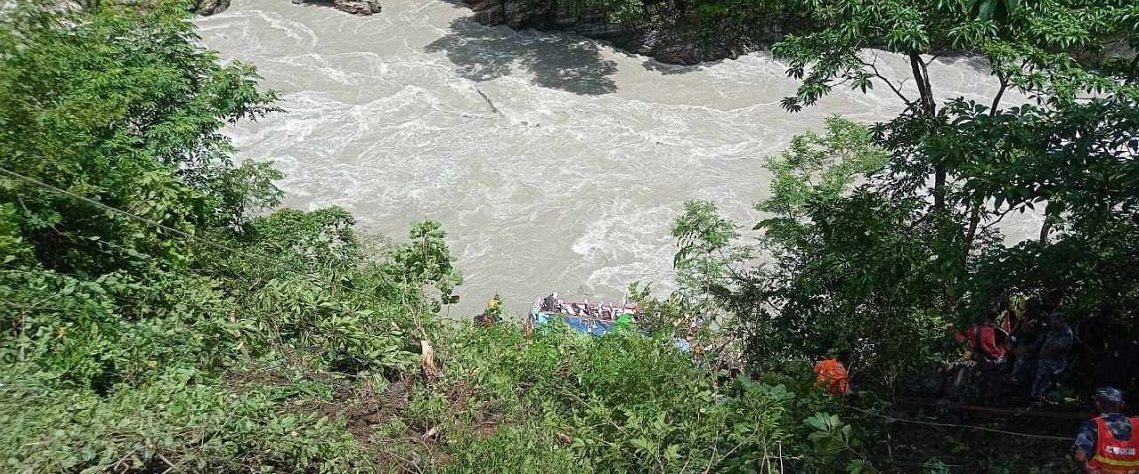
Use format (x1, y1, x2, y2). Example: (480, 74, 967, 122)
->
(194, 0, 231, 15)
(332, 0, 381, 15)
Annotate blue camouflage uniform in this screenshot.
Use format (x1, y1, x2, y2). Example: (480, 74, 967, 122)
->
(1075, 413, 1134, 455)
(1032, 324, 1073, 398)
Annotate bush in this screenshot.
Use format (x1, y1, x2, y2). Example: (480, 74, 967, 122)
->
(431, 323, 871, 473)
(0, 367, 372, 473)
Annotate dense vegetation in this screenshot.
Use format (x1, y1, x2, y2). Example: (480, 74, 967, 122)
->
(0, 2, 869, 473)
(1, 0, 1136, 472)
(667, 0, 1139, 386)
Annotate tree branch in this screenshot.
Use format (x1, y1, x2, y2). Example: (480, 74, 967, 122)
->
(909, 51, 942, 211)
(990, 72, 1009, 116)
(909, 52, 936, 115)
(979, 202, 1031, 234)
(964, 201, 982, 253)
(854, 53, 917, 110)
(1127, 52, 1139, 85)
(1039, 202, 1058, 244)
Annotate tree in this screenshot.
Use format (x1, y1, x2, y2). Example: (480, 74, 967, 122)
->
(947, 97, 1139, 312)
(772, 0, 1139, 212)
(757, 116, 889, 220)
(706, 1, 1139, 383)
(767, 0, 1139, 305)
(387, 220, 463, 309)
(742, 119, 948, 378)
(672, 200, 740, 316)
(0, 1, 279, 274)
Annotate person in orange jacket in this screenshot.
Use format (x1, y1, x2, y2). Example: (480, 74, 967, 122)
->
(1074, 387, 1139, 473)
(815, 351, 852, 397)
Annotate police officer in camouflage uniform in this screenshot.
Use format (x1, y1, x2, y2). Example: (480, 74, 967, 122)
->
(1074, 387, 1139, 473)
(1032, 311, 1074, 404)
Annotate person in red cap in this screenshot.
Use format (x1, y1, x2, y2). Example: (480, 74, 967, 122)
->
(1074, 387, 1139, 473)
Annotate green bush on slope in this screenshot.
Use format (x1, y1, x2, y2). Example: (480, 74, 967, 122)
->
(0, 2, 445, 471)
(426, 324, 868, 473)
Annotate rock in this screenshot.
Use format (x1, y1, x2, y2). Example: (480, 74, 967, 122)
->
(194, 0, 230, 15)
(283, 0, 382, 16)
(462, 0, 779, 64)
(332, 0, 381, 15)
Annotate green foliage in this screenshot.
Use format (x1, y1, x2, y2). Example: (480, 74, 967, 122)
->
(0, 203, 33, 264)
(754, 185, 952, 379)
(0, 2, 441, 471)
(662, 120, 948, 380)
(626, 281, 691, 336)
(0, 266, 237, 390)
(430, 324, 866, 473)
(772, 0, 1139, 112)
(0, 368, 373, 473)
(803, 413, 870, 473)
(669, 0, 1139, 393)
(240, 207, 361, 272)
(441, 424, 583, 473)
(920, 459, 952, 474)
(672, 200, 741, 312)
(386, 220, 463, 308)
(758, 116, 889, 219)
(0, 0, 279, 274)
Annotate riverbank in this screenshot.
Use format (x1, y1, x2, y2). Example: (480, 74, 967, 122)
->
(460, 0, 786, 64)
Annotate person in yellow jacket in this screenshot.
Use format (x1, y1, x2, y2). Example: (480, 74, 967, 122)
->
(485, 294, 503, 322)
(474, 294, 504, 327)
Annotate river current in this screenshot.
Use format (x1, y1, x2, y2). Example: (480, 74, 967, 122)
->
(196, 0, 1019, 316)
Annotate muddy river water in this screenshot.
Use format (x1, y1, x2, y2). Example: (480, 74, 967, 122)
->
(196, 0, 1022, 315)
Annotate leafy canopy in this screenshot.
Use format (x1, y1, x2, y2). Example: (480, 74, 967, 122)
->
(0, 0, 280, 273)
(772, 0, 1139, 112)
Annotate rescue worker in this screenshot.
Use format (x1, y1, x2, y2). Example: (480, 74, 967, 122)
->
(474, 294, 504, 327)
(1032, 311, 1074, 404)
(1011, 298, 1047, 386)
(473, 312, 491, 327)
(485, 294, 503, 323)
(815, 351, 852, 397)
(1073, 387, 1139, 473)
(542, 292, 558, 312)
(949, 313, 1009, 362)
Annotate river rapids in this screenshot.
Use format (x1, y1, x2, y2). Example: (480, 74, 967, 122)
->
(196, 0, 1026, 316)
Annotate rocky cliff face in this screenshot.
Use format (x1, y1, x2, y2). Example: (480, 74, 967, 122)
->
(463, 0, 779, 64)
